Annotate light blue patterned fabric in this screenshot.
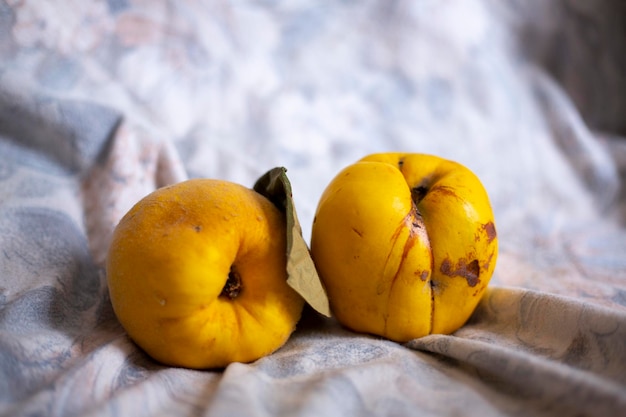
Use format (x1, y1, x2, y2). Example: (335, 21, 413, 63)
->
(1, 1, 625, 416)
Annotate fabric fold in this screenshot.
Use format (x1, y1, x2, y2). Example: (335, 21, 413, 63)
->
(407, 286, 626, 416)
(0, 81, 121, 175)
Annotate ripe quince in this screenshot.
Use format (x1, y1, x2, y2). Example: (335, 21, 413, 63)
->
(310, 153, 498, 342)
(106, 179, 304, 369)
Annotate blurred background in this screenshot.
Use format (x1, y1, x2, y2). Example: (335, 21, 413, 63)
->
(1, 0, 624, 243)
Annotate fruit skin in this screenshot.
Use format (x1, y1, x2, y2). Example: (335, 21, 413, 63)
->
(310, 153, 498, 342)
(106, 179, 304, 369)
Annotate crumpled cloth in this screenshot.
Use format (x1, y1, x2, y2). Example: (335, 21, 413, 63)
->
(1, 1, 625, 416)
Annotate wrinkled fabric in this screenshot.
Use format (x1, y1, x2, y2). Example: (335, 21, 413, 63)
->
(1, 1, 625, 416)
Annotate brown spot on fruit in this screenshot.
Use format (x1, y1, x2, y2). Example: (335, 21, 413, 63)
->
(482, 222, 497, 243)
(352, 227, 364, 237)
(381, 202, 430, 294)
(417, 270, 429, 281)
(482, 250, 495, 272)
(194, 225, 202, 232)
(220, 267, 242, 300)
(440, 259, 452, 276)
(440, 258, 481, 287)
(429, 278, 447, 295)
(429, 185, 460, 200)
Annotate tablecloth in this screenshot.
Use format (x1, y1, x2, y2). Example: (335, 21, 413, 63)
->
(1, 1, 625, 416)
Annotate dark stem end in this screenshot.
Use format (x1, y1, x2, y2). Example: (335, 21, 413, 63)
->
(220, 267, 242, 300)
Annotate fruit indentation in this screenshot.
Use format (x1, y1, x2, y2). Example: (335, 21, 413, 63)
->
(220, 267, 242, 300)
(411, 186, 429, 204)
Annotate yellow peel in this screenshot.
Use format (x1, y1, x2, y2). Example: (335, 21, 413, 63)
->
(311, 153, 498, 341)
(107, 179, 304, 368)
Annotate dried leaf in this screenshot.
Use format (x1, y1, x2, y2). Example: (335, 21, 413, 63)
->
(254, 167, 331, 317)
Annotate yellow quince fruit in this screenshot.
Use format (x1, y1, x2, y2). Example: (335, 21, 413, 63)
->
(106, 179, 304, 369)
(310, 153, 498, 342)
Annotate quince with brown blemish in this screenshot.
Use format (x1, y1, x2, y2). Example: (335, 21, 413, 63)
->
(310, 153, 498, 342)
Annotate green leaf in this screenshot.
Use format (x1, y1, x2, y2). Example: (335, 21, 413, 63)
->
(254, 167, 331, 317)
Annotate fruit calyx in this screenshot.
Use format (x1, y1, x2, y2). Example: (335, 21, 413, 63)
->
(220, 267, 242, 300)
(411, 185, 429, 204)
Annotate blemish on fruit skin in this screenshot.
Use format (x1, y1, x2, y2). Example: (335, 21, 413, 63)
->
(429, 185, 460, 201)
(482, 221, 497, 243)
(416, 270, 429, 281)
(382, 204, 429, 295)
(482, 250, 495, 271)
(194, 225, 202, 232)
(429, 278, 447, 295)
(440, 258, 480, 287)
(352, 227, 364, 237)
